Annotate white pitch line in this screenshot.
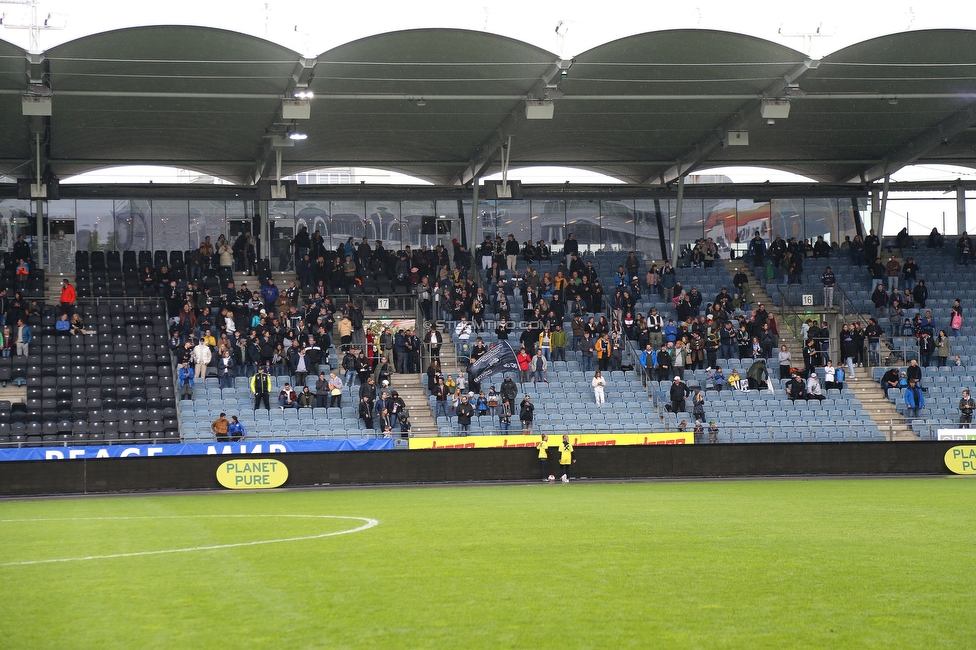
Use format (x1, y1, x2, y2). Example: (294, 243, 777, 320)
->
(0, 515, 378, 567)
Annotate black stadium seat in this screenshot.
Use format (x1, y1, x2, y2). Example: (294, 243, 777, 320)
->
(90, 250, 106, 270)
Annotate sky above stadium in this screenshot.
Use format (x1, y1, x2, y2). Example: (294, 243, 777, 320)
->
(2, 0, 975, 58)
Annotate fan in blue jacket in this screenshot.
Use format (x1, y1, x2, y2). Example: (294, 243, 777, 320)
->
(904, 379, 925, 418)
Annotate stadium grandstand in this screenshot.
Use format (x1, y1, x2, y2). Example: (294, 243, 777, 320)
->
(3, 16, 976, 452)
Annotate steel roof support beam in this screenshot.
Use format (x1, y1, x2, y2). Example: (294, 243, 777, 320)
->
(246, 56, 316, 186)
(843, 102, 976, 184)
(644, 59, 820, 186)
(448, 59, 569, 186)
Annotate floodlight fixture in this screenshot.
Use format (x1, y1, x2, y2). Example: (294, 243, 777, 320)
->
(282, 98, 310, 120)
(724, 130, 749, 146)
(525, 99, 554, 120)
(22, 94, 50, 116)
(760, 98, 791, 120)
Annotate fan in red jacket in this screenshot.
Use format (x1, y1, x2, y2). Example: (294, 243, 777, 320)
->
(59, 279, 76, 315)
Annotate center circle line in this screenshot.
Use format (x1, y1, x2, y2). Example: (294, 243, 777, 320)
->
(0, 514, 378, 567)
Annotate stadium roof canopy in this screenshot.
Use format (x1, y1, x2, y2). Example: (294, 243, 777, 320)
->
(2, 25, 976, 186)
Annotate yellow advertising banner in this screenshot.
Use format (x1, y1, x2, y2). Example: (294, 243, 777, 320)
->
(944, 445, 976, 475)
(216, 459, 289, 489)
(408, 432, 692, 450)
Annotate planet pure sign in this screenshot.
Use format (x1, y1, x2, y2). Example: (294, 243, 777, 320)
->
(944, 446, 976, 475)
(217, 459, 289, 489)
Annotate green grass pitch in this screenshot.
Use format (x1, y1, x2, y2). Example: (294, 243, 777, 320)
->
(1, 477, 973, 649)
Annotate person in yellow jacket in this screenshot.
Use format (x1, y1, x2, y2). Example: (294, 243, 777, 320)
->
(337, 314, 354, 351)
(537, 434, 553, 482)
(559, 434, 574, 483)
(250, 367, 272, 410)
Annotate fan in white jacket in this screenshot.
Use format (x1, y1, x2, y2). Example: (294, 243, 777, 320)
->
(591, 371, 607, 404)
(192, 341, 213, 378)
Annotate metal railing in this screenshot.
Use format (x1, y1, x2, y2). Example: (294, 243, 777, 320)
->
(416, 417, 895, 443)
(75, 296, 168, 307)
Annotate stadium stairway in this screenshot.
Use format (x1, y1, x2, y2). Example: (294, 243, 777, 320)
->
(734, 261, 915, 440)
(0, 384, 26, 406)
(391, 374, 438, 437)
(437, 338, 462, 376)
(733, 264, 805, 365)
(359, 302, 444, 437)
(827, 249, 915, 441)
(846, 375, 916, 440)
(45, 273, 73, 304)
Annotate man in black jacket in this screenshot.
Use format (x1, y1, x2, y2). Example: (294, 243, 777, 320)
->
(563, 233, 579, 267)
(880, 367, 900, 397)
(959, 389, 975, 428)
(871, 284, 888, 319)
(787, 374, 807, 402)
(455, 394, 474, 434)
(359, 376, 377, 411)
(505, 234, 520, 271)
(669, 376, 689, 414)
(918, 332, 935, 368)
(657, 344, 673, 382)
(404, 329, 421, 373)
(12, 234, 30, 263)
(865, 318, 883, 367)
(912, 279, 928, 309)
(500, 374, 519, 403)
(905, 359, 923, 387)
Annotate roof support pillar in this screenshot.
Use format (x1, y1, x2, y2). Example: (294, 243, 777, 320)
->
(958, 184, 967, 235)
(258, 199, 269, 261)
(670, 173, 686, 267)
(34, 192, 44, 272)
(878, 175, 890, 237)
(469, 176, 480, 253)
(33, 130, 45, 271)
(869, 188, 881, 234)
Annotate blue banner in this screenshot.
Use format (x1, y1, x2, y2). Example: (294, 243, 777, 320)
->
(0, 439, 394, 462)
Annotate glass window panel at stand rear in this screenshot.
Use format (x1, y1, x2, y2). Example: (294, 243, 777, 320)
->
(188, 200, 227, 251)
(634, 199, 664, 263)
(268, 200, 296, 272)
(674, 199, 704, 258)
(771, 198, 805, 244)
(366, 201, 402, 250)
(328, 201, 365, 253)
(495, 199, 531, 251)
(533, 200, 565, 253)
(600, 199, 637, 253)
(150, 200, 190, 254)
(401, 200, 435, 251)
(565, 199, 601, 254)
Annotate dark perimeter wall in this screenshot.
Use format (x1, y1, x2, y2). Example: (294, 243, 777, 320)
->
(0, 442, 961, 497)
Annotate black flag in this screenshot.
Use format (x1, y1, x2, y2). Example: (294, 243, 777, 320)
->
(469, 341, 520, 385)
